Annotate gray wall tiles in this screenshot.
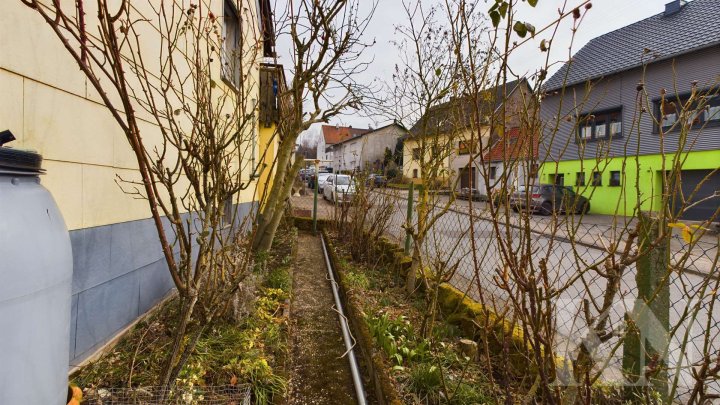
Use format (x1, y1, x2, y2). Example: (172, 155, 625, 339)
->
(72, 270, 141, 364)
(540, 45, 720, 162)
(68, 201, 256, 366)
(138, 259, 175, 315)
(69, 294, 78, 361)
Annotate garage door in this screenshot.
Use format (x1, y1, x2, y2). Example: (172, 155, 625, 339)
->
(673, 169, 719, 221)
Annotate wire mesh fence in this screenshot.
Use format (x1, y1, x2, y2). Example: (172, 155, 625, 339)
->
(81, 385, 251, 405)
(299, 182, 720, 402)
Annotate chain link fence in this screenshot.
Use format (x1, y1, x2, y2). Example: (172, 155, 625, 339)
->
(305, 183, 719, 402)
(380, 187, 720, 401)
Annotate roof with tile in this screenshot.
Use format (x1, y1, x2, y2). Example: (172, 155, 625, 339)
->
(544, 0, 720, 91)
(321, 125, 371, 145)
(329, 122, 407, 147)
(483, 127, 538, 162)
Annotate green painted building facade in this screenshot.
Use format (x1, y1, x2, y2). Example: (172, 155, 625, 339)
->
(539, 150, 720, 217)
(539, 0, 720, 221)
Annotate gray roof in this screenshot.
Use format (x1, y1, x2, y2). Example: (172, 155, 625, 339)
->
(408, 79, 524, 137)
(544, 0, 720, 91)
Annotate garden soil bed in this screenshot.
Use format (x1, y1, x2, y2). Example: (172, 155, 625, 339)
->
(70, 228, 298, 404)
(325, 231, 499, 404)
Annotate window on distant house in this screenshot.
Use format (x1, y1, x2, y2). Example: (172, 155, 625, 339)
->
(576, 172, 585, 186)
(553, 173, 564, 186)
(609, 171, 621, 186)
(656, 93, 720, 132)
(412, 147, 421, 160)
(223, 0, 241, 87)
(592, 171, 602, 186)
(412, 168, 418, 178)
(458, 141, 470, 155)
(577, 108, 622, 142)
(489, 166, 497, 180)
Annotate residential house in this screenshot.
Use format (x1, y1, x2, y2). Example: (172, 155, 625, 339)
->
(403, 79, 534, 187)
(539, 0, 720, 219)
(330, 122, 406, 172)
(476, 127, 539, 194)
(0, 0, 278, 366)
(316, 124, 371, 166)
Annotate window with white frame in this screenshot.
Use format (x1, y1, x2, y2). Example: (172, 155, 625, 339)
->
(577, 108, 622, 142)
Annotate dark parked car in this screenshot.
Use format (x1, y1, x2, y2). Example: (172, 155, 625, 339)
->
(510, 184, 590, 215)
(457, 187, 482, 201)
(367, 174, 388, 188)
(307, 171, 331, 189)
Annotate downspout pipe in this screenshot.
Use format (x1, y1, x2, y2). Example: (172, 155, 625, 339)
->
(320, 234, 367, 405)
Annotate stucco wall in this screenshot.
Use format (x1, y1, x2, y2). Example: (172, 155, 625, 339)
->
(360, 125, 405, 167)
(1, 1, 270, 368)
(404, 127, 491, 185)
(332, 124, 405, 172)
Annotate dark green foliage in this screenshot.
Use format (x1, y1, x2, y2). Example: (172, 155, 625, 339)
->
(367, 313, 430, 366)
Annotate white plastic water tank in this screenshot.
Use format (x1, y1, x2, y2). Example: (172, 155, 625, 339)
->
(0, 146, 73, 404)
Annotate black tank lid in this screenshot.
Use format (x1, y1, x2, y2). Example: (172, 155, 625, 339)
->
(0, 147, 44, 173)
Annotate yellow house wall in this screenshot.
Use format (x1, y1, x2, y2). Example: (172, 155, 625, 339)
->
(257, 125, 278, 205)
(402, 127, 490, 185)
(0, 1, 269, 231)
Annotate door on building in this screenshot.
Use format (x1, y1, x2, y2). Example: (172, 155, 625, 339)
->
(671, 169, 719, 221)
(459, 167, 476, 189)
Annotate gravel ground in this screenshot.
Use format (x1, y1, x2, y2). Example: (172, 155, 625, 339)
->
(287, 233, 356, 404)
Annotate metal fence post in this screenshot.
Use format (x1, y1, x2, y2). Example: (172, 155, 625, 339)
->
(313, 161, 319, 235)
(404, 182, 414, 255)
(623, 211, 670, 402)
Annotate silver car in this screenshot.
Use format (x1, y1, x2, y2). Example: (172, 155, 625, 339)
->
(510, 184, 590, 215)
(323, 174, 355, 203)
(316, 173, 333, 193)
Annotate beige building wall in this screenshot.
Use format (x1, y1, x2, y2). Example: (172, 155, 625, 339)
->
(0, 0, 266, 231)
(1, 0, 274, 365)
(402, 127, 490, 185)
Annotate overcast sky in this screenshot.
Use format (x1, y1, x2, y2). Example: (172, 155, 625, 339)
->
(283, 0, 674, 144)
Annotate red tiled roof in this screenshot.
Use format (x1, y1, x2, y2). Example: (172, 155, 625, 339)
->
(483, 127, 538, 162)
(321, 125, 371, 145)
